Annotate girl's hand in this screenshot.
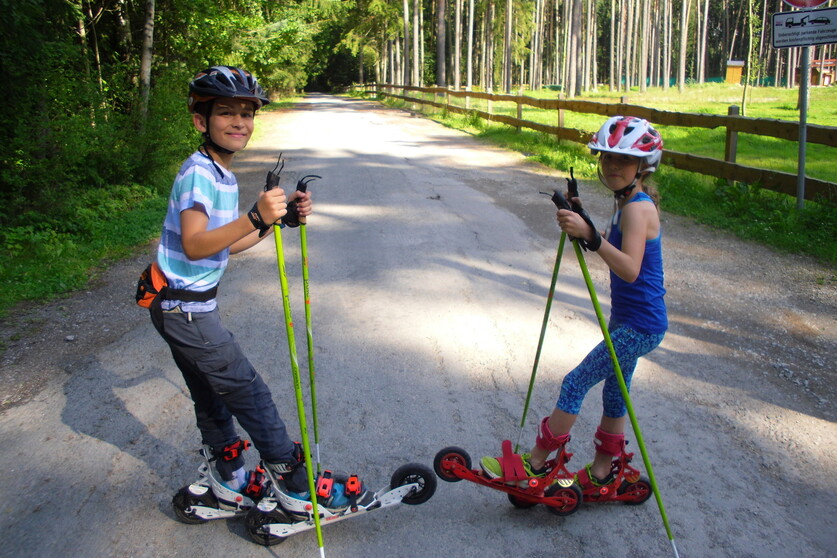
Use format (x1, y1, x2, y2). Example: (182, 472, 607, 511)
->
(557, 209, 593, 242)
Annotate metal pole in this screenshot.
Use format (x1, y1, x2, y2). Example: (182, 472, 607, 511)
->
(797, 46, 809, 210)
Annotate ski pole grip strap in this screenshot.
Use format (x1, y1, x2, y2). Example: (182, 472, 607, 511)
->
(576, 208, 602, 252)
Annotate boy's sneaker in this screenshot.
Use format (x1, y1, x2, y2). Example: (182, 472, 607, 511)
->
(480, 453, 549, 480)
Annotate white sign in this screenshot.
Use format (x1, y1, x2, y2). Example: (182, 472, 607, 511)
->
(772, 7, 837, 48)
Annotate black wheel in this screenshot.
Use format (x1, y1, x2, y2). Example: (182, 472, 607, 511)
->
(507, 493, 538, 509)
(172, 486, 217, 524)
(391, 463, 437, 505)
(618, 476, 652, 506)
(543, 482, 583, 516)
(433, 446, 471, 483)
(244, 504, 291, 547)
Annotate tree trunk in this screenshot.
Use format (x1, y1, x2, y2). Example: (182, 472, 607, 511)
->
(454, 0, 463, 90)
(663, 0, 671, 89)
(639, 0, 648, 92)
(569, 0, 582, 97)
(467, 0, 475, 90)
(139, 0, 155, 123)
(402, 0, 411, 85)
(437, 0, 447, 86)
(741, 0, 753, 115)
(625, 0, 634, 90)
(609, 0, 616, 90)
(503, 0, 513, 92)
(414, 0, 422, 85)
(677, 0, 690, 93)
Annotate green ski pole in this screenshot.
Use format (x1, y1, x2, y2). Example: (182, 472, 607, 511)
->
(273, 221, 326, 558)
(515, 231, 567, 453)
(264, 157, 325, 557)
(571, 239, 680, 558)
(516, 173, 578, 452)
(296, 175, 321, 471)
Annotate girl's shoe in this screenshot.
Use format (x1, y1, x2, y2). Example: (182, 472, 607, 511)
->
(480, 453, 549, 480)
(576, 463, 615, 490)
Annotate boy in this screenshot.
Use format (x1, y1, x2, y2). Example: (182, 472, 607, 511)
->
(151, 66, 353, 509)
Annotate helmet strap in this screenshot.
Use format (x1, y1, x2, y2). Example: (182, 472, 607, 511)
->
(613, 178, 638, 200)
(198, 99, 235, 156)
(198, 143, 226, 176)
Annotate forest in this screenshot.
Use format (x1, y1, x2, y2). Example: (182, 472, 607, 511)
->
(0, 0, 834, 303)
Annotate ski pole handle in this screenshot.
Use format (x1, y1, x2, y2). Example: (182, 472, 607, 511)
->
(265, 154, 284, 191)
(296, 174, 321, 194)
(567, 167, 578, 200)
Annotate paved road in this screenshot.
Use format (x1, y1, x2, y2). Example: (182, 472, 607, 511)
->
(0, 94, 834, 558)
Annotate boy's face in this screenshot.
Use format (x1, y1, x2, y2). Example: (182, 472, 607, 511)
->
(193, 99, 256, 153)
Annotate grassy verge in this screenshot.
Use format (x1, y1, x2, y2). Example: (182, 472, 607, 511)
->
(358, 87, 836, 269)
(404, 84, 837, 181)
(0, 101, 300, 319)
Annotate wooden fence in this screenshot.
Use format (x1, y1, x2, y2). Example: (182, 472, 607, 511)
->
(358, 84, 836, 204)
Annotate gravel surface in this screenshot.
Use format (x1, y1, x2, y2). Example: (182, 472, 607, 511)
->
(0, 95, 834, 558)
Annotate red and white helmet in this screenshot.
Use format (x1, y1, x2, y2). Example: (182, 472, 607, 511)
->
(588, 116, 664, 173)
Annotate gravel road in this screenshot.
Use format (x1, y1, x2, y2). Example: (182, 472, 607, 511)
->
(1, 94, 834, 558)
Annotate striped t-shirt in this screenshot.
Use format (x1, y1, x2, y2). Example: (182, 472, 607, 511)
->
(156, 150, 239, 312)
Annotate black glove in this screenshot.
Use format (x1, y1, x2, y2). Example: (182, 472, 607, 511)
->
(282, 200, 301, 228)
(576, 207, 602, 252)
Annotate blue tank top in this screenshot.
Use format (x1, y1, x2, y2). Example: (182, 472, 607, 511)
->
(607, 192, 668, 334)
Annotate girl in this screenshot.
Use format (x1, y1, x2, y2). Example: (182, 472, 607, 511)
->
(481, 116, 667, 489)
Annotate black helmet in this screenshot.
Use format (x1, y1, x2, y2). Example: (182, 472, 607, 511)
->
(188, 66, 270, 112)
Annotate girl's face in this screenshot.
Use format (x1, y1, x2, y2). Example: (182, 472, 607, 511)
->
(194, 99, 256, 153)
(599, 152, 642, 191)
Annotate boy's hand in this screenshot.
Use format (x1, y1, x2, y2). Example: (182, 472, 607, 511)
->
(291, 190, 313, 218)
(258, 187, 288, 223)
(248, 188, 287, 237)
(281, 190, 313, 228)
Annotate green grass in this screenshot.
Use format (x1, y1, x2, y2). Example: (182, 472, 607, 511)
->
(430, 83, 837, 182)
(364, 84, 837, 266)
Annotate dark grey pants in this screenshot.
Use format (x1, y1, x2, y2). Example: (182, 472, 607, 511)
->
(151, 307, 296, 472)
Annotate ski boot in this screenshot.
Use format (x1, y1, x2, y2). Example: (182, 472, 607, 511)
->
(172, 440, 268, 523)
(245, 462, 437, 546)
(574, 427, 652, 505)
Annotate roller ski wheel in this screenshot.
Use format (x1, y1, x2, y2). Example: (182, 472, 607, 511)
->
(543, 481, 583, 516)
(172, 485, 218, 524)
(244, 501, 292, 547)
(618, 475, 652, 505)
(433, 446, 471, 483)
(391, 463, 437, 505)
(507, 493, 539, 509)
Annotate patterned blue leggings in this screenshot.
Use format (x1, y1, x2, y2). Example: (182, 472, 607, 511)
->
(556, 322, 665, 418)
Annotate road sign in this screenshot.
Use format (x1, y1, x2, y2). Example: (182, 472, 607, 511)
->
(772, 7, 837, 49)
(783, 0, 827, 8)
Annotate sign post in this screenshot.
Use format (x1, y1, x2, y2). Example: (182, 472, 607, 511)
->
(772, 0, 834, 208)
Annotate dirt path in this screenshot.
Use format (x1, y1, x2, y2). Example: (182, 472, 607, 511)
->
(0, 95, 834, 558)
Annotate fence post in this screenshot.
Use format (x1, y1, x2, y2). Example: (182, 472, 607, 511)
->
(487, 88, 493, 122)
(516, 90, 523, 132)
(725, 105, 739, 186)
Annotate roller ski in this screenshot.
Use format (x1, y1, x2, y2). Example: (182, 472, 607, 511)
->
(172, 440, 268, 523)
(434, 418, 651, 516)
(245, 462, 436, 546)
